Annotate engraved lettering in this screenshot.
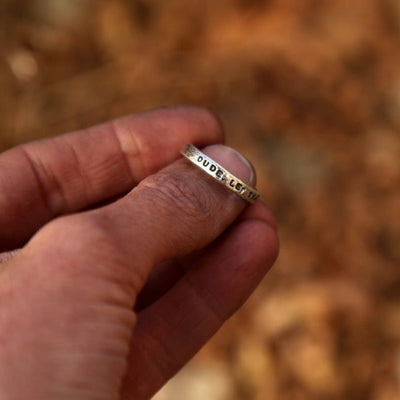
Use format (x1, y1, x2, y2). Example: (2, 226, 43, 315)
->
(216, 169, 224, 178)
(210, 165, 217, 172)
(197, 156, 203, 162)
(203, 160, 210, 167)
(235, 183, 242, 192)
(247, 192, 259, 201)
(229, 179, 235, 188)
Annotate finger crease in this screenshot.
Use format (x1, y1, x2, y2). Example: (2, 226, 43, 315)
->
(135, 322, 175, 379)
(181, 276, 225, 325)
(109, 120, 141, 184)
(19, 148, 60, 216)
(63, 140, 90, 207)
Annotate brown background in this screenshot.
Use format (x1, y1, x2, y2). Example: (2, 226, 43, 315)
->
(1, 1, 400, 399)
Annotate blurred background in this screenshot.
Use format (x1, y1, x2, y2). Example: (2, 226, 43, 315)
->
(1, 0, 400, 399)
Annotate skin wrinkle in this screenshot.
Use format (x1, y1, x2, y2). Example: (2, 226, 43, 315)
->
(125, 324, 171, 399)
(62, 138, 91, 209)
(130, 168, 228, 267)
(109, 119, 144, 185)
(22, 139, 94, 215)
(18, 147, 60, 217)
(141, 168, 216, 224)
(178, 276, 224, 326)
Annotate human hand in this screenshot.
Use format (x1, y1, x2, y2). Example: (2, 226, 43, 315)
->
(0, 106, 279, 400)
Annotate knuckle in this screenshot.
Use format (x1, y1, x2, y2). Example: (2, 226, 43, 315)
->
(141, 170, 215, 225)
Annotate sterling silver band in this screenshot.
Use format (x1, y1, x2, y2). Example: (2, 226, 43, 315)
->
(181, 144, 260, 203)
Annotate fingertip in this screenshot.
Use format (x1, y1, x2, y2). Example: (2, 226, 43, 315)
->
(233, 214, 280, 275)
(248, 218, 280, 269)
(146, 105, 225, 145)
(169, 105, 225, 143)
(237, 200, 278, 233)
(202, 144, 256, 186)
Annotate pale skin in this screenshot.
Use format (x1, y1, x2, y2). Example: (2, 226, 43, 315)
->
(0, 106, 279, 400)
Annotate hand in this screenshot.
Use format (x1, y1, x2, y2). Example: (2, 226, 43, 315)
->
(0, 106, 279, 400)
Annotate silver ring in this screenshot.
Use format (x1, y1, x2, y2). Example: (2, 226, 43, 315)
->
(181, 144, 260, 203)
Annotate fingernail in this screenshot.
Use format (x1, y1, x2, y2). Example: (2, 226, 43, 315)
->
(201, 144, 256, 185)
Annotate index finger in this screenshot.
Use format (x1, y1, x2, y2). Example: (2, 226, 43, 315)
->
(0, 106, 224, 250)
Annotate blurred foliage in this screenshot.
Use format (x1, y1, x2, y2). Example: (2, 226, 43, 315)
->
(1, 0, 400, 399)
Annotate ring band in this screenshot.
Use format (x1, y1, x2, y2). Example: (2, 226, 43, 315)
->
(181, 144, 260, 203)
